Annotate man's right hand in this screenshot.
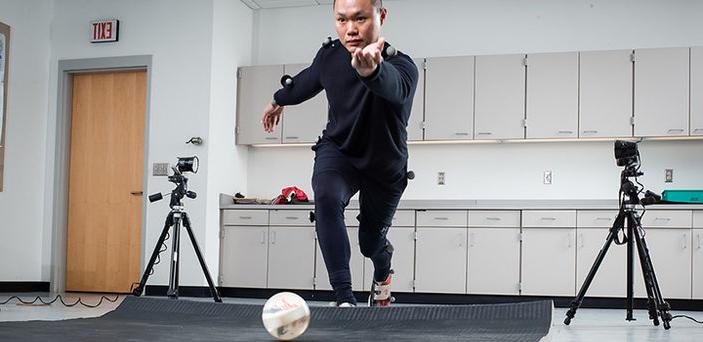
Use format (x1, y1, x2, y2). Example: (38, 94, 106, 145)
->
(262, 102, 284, 133)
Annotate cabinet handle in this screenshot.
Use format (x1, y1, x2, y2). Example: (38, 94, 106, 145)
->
(578, 233, 584, 248)
(271, 231, 277, 245)
(454, 132, 470, 136)
(469, 232, 475, 248)
(239, 216, 252, 220)
(260, 231, 266, 244)
(285, 216, 299, 220)
(486, 217, 502, 221)
(697, 234, 701, 250)
(582, 130, 598, 135)
(265, 137, 279, 140)
(667, 129, 684, 134)
(568, 234, 573, 248)
(693, 129, 703, 134)
(458, 233, 464, 247)
(654, 217, 671, 222)
(541, 217, 557, 221)
(285, 136, 299, 140)
(433, 217, 449, 220)
(681, 233, 687, 250)
(477, 132, 492, 136)
(595, 217, 611, 221)
(558, 130, 574, 135)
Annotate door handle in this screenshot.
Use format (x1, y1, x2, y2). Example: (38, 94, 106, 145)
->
(130, 191, 144, 196)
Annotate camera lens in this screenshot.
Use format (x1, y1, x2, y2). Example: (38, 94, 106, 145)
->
(177, 156, 199, 173)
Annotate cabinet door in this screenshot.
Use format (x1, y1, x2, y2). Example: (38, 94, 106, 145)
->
(579, 50, 633, 138)
(467, 228, 521, 295)
(363, 227, 415, 292)
(314, 227, 364, 291)
(522, 228, 576, 296)
(424, 56, 474, 140)
(281, 64, 327, 144)
(268, 226, 316, 290)
(633, 228, 691, 299)
(576, 229, 627, 297)
(220, 226, 268, 288)
(407, 59, 425, 141)
(236, 65, 284, 144)
(415, 227, 467, 293)
(634, 48, 689, 137)
(474, 54, 525, 140)
(692, 47, 703, 136)
(526, 52, 579, 139)
(694, 229, 703, 299)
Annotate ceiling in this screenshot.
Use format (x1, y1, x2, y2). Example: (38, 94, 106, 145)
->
(239, 0, 335, 10)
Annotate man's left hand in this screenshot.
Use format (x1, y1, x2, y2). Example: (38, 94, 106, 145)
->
(352, 37, 385, 77)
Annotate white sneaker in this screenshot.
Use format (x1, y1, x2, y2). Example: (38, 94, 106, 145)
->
(337, 302, 356, 308)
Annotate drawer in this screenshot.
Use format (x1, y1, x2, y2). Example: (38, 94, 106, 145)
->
(344, 210, 415, 227)
(577, 210, 619, 228)
(639, 210, 692, 228)
(522, 210, 576, 228)
(417, 210, 467, 227)
(222, 210, 268, 226)
(391, 210, 415, 227)
(270, 210, 314, 226)
(468, 211, 520, 227)
(694, 211, 703, 228)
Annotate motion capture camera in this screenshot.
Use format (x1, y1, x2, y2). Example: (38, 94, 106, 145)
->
(614, 140, 640, 167)
(149, 156, 199, 204)
(176, 156, 199, 174)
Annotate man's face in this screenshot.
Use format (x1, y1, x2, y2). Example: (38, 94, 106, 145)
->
(334, 0, 386, 53)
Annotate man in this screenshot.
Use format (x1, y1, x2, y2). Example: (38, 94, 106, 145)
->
(261, 0, 418, 307)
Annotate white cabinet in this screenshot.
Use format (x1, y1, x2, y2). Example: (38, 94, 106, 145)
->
(236, 65, 284, 145)
(692, 47, 703, 136)
(467, 211, 521, 295)
(281, 64, 327, 144)
(526, 52, 579, 139)
(415, 227, 467, 293)
(579, 50, 633, 138)
(362, 210, 416, 292)
(268, 226, 316, 290)
(220, 226, 269, 288)
(633, 227, 691, 299)
(408, 59, 425, 141)
(314, 227, 364, 291)
(521, 210, 577, 296)
(633, 48, 690, 137)
(694, 213, 703, 298)
(576, 211, 625, 298)
(424, 56, 475, 140)
(474, 55, 526, 140)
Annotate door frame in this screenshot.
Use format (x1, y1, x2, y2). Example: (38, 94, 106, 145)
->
(50, 55, 152, 293)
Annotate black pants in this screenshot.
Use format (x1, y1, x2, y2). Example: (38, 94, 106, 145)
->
(312, 141, 407, 305)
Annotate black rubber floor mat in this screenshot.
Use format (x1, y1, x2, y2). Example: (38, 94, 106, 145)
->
(0, 296, 552, 341)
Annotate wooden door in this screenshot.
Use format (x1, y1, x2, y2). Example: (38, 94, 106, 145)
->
(66, 70, 146, 293)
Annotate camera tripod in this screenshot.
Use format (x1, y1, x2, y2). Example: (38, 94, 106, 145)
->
(564, 166, 671, 329)
(132, 170, 222, 302)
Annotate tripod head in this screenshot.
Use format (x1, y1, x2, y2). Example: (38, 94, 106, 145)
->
(149, 156, 199, 209)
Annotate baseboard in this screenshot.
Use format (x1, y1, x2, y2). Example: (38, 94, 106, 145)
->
(0, 282, 50, 293)
(145, 286, 703, 311)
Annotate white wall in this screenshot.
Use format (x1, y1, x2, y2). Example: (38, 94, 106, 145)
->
(0, 0, 52, 281)
(246, 0, 703, 200)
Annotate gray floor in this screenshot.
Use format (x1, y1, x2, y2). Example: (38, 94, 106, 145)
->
(1, 293, 702, 341)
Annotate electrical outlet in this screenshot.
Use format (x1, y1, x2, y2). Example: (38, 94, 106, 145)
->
(437, 171, 445, 185)
(153, 162, 170, 176)
(665, 169, 673, 183)
(543, 170, 553, 185)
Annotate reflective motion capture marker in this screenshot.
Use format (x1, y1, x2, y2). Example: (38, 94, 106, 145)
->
(281, 75, 294, 88)
(384, 45, 397, 58)
(322, 36, 333, 48)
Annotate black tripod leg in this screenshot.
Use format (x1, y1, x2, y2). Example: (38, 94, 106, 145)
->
(182, 213, 223, 303)
(133, 212, 174, 296)
(631, 216, 660, 325)
(564, 212, 625, 325)
(632, 223, 672, 329)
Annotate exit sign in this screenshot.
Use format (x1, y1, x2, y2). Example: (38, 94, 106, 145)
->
(90, 19, 119, 43)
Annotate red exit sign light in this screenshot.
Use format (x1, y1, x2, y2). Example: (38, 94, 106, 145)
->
(90, 20, 119, 43)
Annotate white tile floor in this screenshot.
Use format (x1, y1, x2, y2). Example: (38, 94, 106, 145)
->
(1, 293, 702, 341)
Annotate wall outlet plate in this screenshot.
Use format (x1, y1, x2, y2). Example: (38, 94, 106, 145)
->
(665, 169, 673, 183)
(438, 171, 445, 185)
(543, 170, 553, 185)
(153, 162, 170, 176)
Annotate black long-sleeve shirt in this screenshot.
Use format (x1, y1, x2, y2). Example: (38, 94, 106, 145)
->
(273, 39, 419, 181)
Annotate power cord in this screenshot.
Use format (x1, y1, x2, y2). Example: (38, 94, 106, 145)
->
(671, 314, 703, 324)
(0, 294, 120, 308)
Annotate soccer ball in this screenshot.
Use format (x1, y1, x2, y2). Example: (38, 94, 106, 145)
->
(261, 292, 311, 341)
